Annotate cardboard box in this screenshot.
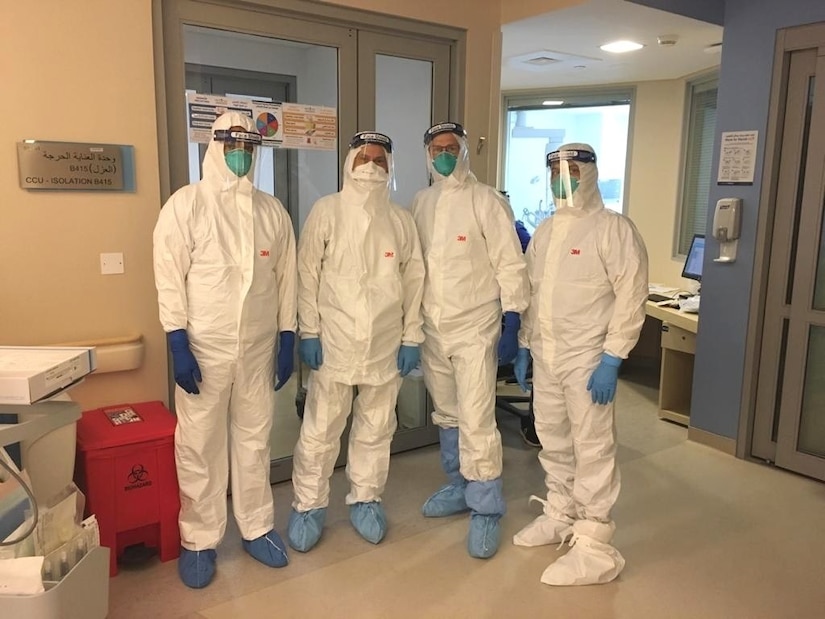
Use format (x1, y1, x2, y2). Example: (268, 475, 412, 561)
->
(0, 347, 97, 405)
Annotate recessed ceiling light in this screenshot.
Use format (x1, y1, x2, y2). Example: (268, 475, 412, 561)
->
(542, 100, 564, 106)
(600, 40, 644, 53)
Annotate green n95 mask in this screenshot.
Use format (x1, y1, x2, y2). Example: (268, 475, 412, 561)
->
(432, 152, 457, 176)
(225, 149, 252, 177)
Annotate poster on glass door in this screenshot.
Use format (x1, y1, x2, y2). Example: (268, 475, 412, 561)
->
(186, 93, 336, 151)
(281, 103, 337, 150)
(186, 92, 283, 147)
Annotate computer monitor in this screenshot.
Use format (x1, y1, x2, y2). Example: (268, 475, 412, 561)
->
(681, 234, 705, 282)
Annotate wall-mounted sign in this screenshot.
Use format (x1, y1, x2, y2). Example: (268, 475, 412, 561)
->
(17, 141, 124, 190)
(186, 92, 336, 151)
(717, 130, 758, 185)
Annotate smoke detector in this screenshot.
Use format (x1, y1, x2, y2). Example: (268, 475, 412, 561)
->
(657, 35, 679, 47)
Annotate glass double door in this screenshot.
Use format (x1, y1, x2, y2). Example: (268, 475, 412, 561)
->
(160, 0, 452, 481)
(752, 25, 825, 481)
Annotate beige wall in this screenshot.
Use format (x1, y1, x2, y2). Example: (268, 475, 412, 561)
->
(0, 0, 168, 410)
(321, 0, 504, 182)
(626, 79, 692, 287)
(501, 0, 586, 24)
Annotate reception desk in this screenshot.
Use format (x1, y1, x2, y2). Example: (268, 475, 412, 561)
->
(644, 301, 699, 427)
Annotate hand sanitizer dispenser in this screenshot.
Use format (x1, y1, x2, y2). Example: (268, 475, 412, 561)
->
(713, 198, 742, 262)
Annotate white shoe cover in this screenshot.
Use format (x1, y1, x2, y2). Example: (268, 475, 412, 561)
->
(540, 520, 625, 586)
(512, 495, 574, 547)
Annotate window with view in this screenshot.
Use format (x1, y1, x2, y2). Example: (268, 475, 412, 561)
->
(502, 93, 632, 234)
(678, 77, 718, 255)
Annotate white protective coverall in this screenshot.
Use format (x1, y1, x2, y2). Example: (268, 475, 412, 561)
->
(518, 142, 648, 585)
(411, 131, 528, 483)
(153, 111, 298, 550)
(291, 143, 425, 511)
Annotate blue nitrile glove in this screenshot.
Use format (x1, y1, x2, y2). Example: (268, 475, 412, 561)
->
(274, 331, 295, 391)
(397, 345, 420, 377)
(497, 311, 521, 366)
(167, 329, 202, 395)
(586, 353, 622, 405)
(514, 348, 531, 392)
(299, 337, 323, 370)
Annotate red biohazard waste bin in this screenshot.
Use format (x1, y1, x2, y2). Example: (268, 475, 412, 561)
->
(74, 401, 180, 577)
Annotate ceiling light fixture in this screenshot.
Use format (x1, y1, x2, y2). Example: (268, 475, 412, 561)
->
(542, 100, 564, 106)
(600, 40, 644, 54)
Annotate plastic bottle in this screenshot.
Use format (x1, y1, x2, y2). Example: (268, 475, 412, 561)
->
(58, 550, 70, 580)
(42, 559, 54, 582)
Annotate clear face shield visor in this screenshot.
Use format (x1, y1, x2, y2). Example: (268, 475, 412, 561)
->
(347, 132, 395, 190)
(546, 148, 596, 208)
(213, 128, 263, 179)
(424, 122, 468, 178)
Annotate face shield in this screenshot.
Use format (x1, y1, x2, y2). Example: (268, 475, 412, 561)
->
(214, 127, 262, 178)
(424, 122, 470, 181)
(202, 112, 263, 189)
(344, 131, 394, 192)
(546, 146, 598, 211)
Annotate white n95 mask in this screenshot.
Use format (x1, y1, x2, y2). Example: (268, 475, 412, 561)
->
(351, 161, 389, 183)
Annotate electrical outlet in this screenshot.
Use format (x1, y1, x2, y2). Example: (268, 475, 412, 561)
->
(100, 252, 124, 275)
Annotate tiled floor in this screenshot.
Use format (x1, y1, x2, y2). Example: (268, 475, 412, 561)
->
(108, 369, 825, 618)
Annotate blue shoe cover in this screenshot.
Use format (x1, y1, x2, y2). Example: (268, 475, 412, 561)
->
(349, 501, 387, 544)
(467, 514, 501, 559)
(178, 548, 217, 588)
(421, 483, 468, 518)
(242, 529, 289, 568)
(287, 507, 326, 552)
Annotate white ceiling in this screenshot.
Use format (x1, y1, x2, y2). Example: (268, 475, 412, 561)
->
(501, 0, 723, 91)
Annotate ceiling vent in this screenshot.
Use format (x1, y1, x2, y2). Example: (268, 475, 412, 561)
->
(507, 49, 601, 71)
(523, 55, 560, 66)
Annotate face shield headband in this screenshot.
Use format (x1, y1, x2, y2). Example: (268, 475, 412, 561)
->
(213, 129, 263, 146)
(423, 122, 467, 146)
(546, 149, 597, 166)
(349, 131, 393, 153)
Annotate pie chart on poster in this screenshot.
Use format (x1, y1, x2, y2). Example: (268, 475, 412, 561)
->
(256, 112, 279, 137)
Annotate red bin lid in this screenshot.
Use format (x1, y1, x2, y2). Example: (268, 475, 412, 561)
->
(76, 401, 176, 450)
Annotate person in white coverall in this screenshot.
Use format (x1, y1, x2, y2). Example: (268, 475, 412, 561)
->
(153, 111, 298, 589)
(513, 143, 648, 586)
(411, 122, 528, 559)
(288, 131, 425, 553)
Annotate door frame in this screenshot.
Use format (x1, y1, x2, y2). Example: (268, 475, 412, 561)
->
(152, 0, 464, 204)
(740, 22, 825, 465)
(151, 0, 465, 474)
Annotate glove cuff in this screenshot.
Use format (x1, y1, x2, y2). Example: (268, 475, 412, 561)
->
(167, 329, 190, 351)
(503, 311, 521, 329)
(601, 352, 622, 367)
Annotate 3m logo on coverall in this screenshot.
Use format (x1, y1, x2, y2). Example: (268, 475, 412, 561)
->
(570, 248, 581, 255)
(457, 235, 467, 242)
(125, 464, 153, 491)
(260, 250, 270, 257)
(384, 251, 395, 258)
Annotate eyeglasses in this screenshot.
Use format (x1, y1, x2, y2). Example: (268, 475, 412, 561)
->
(429, 144, 461, 156)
